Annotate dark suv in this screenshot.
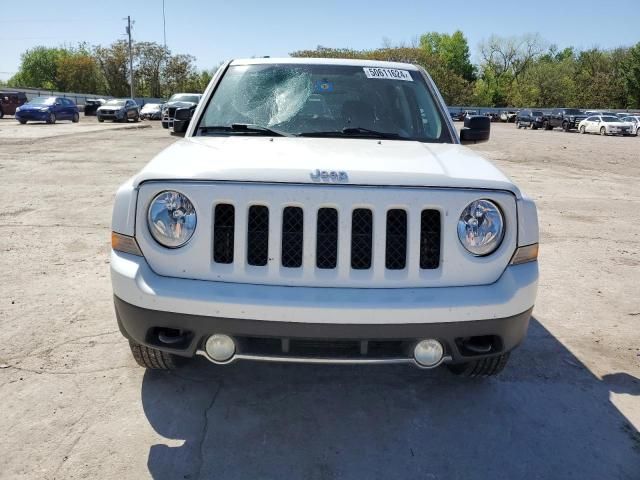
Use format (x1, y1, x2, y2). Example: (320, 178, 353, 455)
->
(515, 110, 546, 130)
(545, 108, 587, 131)
(0, 91, 27, 118)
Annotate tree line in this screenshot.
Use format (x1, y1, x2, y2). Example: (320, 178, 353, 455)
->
(4, 32, 640, 108)
(291, 32, 640, 109)
(4, 41, 214, 98)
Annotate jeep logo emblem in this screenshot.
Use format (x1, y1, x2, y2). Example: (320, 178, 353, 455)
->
(310, 169, 348, 183)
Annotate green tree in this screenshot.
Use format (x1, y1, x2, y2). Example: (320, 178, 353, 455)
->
(625, 42, 640, 108)
(94, 40, 130, 97)
(55, 45, 103, 94)
(420, 31, 476, 81)
(8, 46, 65, 89)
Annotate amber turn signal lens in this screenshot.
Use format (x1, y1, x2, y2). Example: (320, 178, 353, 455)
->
(510, 243, 538, 265)
(111, 232, 143, 256)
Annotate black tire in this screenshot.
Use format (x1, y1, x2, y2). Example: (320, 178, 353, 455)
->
(129, 340, 182, 370)
(543, 120, 552, 130)
(98, 116, 104, 123)
(47, 113, 56, 124)
(72, 112, 79, 123)
(562, 121, 570, 132)
(447, 353, 510, 377)
(579, 125, 586, 134)
(133, 113, 139, 123)
(19, 120, 27, 124)
(600, 126, 607, 136)
(532, 125, 538, 130)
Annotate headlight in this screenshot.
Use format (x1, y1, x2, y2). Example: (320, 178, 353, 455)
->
(147, 191, 197, 248)
(40, 107, 50, 112)
(457, 199, 504, 256)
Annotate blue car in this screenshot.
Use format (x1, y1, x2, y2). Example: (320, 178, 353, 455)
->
(15, 96, 80, 124)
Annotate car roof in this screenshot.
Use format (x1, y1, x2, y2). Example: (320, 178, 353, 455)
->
(230, 57, 421, 70)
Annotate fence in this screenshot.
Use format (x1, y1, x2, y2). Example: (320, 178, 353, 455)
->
(0, 86, 165, 107)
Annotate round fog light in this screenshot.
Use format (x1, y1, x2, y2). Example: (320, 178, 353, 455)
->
(414, 339, 444, 367)
(205, 334, 235, 362)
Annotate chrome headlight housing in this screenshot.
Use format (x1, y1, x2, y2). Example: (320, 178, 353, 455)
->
(147, 191, 197, 248)
(457, 199, 504, 256)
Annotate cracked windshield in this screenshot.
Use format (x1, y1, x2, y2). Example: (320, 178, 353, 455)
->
(199, 64, 449, 142)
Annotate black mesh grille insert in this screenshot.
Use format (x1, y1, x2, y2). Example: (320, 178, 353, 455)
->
(213, 204, 235, 264)
(385, 209, 407, 270)
(281, 207, 303, 268)
(247, 205, 269, 266)
(351, 209, 373, 269)
(420, 209, 441, 269)
(316, 208, 338, 269)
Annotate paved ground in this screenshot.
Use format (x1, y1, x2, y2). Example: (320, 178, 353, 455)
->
(0, 121, 638, 479)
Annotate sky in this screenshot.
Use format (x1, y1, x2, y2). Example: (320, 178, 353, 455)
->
(1, 0, 638, 82)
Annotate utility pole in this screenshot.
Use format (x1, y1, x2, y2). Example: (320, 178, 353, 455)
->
(162, 0, 167, 50)
(126, 16, 134, 99)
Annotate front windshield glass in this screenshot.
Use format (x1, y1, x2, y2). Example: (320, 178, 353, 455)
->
(532, 111, 543, 116)
(565, 109, 583, 115)
(198, 64, 450, 142)
(169, 94, 201, 103)
(105, 99, 126, 106)
(602, 116, 620, 122)
(28, 97, 55, 105)
(142, 103, 160, 110)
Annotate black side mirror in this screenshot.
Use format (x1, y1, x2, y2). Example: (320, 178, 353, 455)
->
(172, 107, 194, 134)
(460, 115, 490, 144)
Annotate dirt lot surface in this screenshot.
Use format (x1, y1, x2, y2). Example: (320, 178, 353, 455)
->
(1, 121, 638, 479)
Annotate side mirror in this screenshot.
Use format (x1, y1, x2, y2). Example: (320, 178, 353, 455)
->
(460, 115, 490, 144)
(172, 107, 194, 134)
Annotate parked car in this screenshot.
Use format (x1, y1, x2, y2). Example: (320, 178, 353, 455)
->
(515, 110, 545, 129)
(486, 112, 500, 122)
(578, 115, 634, 136)
(97, 99, 140, 122)
(84, 98, 105, 116)
(544, 108, 587, 131)
(111, 58, 539, 377)
(620, 115, 640, 135)
(14, 96, 79, 124)
(161, 93, 202, 129)
(500, 111, 517, 123)
(461, 110, 478, 121)
(0, 91, 27, 118)
(140, 103, 163, 120)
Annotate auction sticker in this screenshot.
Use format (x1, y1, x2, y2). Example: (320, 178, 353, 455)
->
(363, 67, 413, 81)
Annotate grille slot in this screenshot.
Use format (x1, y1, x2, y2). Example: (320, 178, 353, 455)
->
(247, 205, 269, 266)
(316, 208, 338, 269)
(385, 209, 407, 270)
(281, 207, 303, 268)
(213, 204, 235, 264)
(420, 209, 441, 269)
(351, 209, 373, 269)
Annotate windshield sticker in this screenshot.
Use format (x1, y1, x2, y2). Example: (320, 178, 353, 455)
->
(314, 80, 334, 92)
(363, 67, 413, 81)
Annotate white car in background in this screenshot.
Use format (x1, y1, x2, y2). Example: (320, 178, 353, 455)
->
(620, 115, 640, 136)
(578, 115, 634, 136)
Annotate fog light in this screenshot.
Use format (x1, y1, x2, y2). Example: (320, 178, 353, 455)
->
(414, 339, 444, 367)
(205, 334, 235, 362)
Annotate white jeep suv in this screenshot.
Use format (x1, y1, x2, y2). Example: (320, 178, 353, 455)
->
(111, 58, 539, 376)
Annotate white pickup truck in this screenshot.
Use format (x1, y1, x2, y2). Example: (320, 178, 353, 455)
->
(111, 58, 539, 377)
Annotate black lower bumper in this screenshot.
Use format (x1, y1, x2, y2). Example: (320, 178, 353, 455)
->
(114, 296, 532, 364)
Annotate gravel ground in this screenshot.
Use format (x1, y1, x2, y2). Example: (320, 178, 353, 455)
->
(0, 121, 638, 479)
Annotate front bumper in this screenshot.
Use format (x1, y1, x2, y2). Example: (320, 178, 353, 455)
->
(15, 111, 49, 121)
(111, 251, 537, 364)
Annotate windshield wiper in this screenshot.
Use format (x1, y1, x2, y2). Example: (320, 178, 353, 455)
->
(299, 127, 410, 140)
(198, 123, 290, 137)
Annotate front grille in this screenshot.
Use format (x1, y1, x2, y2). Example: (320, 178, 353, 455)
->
(212, 205, 441, 274)
(167, 107, 176, 117)
(213, 204, 235, 263)
(316, 208, 338, 269)
(247, 206, 269, 266)
(281, 207, 303, 268)
(351, 209, 373, 269)
(385, 209, 407, 270)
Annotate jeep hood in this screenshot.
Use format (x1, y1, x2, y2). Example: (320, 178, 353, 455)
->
(134, 137, 521, 196)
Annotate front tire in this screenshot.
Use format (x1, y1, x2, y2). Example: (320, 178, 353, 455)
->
(600, 126, 607, 136)
(72, 112, 79, 123)
(98, 116, 104, 123)
(579, 125, 586, 134)
(447, 353, 510, 377)
(129, 341, 182, 370)
(543, 120, 552, 130)
(19, 119, 27, 124)
(47, 113, 56, 124)
(562, 121, 570, 132)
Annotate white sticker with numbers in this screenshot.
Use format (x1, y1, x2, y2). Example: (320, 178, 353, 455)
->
(363, 67, 413, 81)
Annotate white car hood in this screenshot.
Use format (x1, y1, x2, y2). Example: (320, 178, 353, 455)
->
(134, 137, 521, 196)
